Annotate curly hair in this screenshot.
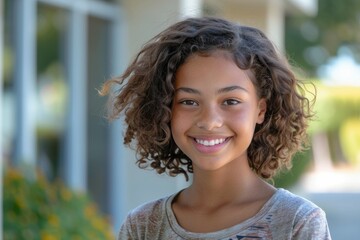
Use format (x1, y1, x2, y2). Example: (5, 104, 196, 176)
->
(100, 17, 314, 181)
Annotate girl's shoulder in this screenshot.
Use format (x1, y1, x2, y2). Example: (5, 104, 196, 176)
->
(274, 188, 322, 212)
(118, 193, 178, 240)
(269, 188, 328, 226)
(272, 189, 331, 239)
(128, 193, 173, 220)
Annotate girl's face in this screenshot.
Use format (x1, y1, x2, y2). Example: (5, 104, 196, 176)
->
(171, 51, 266, 172)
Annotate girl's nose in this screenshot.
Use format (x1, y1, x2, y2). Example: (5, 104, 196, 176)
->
(196, 106, 223, 130)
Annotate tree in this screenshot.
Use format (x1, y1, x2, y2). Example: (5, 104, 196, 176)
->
(285, 0, 360, 76)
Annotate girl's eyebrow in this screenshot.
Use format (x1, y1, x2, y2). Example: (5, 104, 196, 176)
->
(175, 87, 200, 94)
(217, 85, 249, 94)
(175, 85, 248, 94)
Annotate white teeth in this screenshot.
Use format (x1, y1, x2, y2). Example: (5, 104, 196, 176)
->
(196, 138, 226, 146)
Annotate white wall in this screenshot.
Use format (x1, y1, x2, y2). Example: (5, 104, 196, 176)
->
(203, 0, 286, 51)
(121, 0, 202, 61)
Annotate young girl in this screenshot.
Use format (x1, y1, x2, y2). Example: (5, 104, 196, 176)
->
(101, 17, 331, 240)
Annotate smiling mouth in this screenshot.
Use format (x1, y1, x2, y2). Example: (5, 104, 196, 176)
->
(194, 138, 227, 146)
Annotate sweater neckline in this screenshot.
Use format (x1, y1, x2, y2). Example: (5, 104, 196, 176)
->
(165, 188, 284, 239)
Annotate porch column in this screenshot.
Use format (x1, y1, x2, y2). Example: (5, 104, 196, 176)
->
(64, 6, 88, 191)
(14, 0, 37, 167)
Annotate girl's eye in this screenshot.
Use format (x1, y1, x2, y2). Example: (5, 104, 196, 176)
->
(179, 100, 198, 106)
(223, 99, 240, 105)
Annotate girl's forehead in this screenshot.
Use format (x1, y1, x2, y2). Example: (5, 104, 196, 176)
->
(176, 50, 257, 86)
(181, 50, 255, 76)
(174, 52, 257, 92)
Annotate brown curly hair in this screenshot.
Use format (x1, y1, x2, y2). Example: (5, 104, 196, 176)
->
(100, 17, 314, 181)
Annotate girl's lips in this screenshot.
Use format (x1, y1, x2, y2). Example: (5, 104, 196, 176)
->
(192, 137, 230, 154)
(194, 138, 226, 146)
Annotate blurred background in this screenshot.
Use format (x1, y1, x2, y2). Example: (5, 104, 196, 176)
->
(1, 0, 360, 239)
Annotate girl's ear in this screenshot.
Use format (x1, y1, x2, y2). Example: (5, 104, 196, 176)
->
(256, 98, 267, 124)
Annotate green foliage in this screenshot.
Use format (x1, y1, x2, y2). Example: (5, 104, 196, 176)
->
(285, 0, 360, 75)
(285, 16, 317, 74)
(273, 149, 312, 189)
(37, 5, 64, 74)
(309, 84, 360, 133)
(339, 118, 360, 166)
(316, 0, 360, 52)
(3, 168, 114, 240)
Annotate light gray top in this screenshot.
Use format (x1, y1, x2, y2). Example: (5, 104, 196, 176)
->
(118, 188, 331, 240)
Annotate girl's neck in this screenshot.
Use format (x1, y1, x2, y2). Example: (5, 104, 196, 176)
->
(182, 161, 274, 208)
(171, 160, 276, 233)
